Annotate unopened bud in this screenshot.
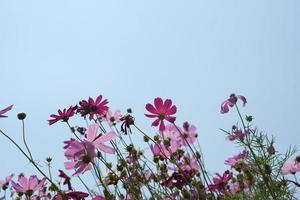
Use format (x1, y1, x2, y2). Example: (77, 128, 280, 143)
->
(17, 112, 26, 120)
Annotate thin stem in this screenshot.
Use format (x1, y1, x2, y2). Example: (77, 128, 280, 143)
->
(0, 129, 57, 187)
(21, 120, 34, 161)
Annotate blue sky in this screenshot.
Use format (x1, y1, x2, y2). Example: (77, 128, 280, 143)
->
(1, 0, 299, 190)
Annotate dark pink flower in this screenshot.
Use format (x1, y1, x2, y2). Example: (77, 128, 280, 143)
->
(48, 106, 78, 125)
(53, 191, 89, 200)
(64, 140, 96, 176)
(58, 170, 72, 190)
(78, 95, 109, 120)
(221, 94, 247, 114)
(0, 105, 13, 118)
(145, 97, 177, 132)
(11, 175, 46, 195)
(208, 171, 233, 194)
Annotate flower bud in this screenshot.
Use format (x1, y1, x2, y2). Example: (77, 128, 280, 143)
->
(17, 112, 26, 120)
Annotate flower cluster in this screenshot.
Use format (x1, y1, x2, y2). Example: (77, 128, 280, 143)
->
(0, 94, 299, 200)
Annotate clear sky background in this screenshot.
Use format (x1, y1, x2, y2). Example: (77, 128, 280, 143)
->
(1, 0, 299, 191)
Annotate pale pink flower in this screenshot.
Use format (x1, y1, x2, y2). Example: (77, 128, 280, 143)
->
(180, 123, 198, 146)
(160, 124, 181, 146)
(0, 105, 13, 118)
(221, 94, 247, 114)
(225, 150, 248, 167)
(64, 140, 96, 176)
(145, 97, 177, 132)
(11, 175, 46, 194)
(281, 157, 300, 175)
(0, 173, 14, 188)
(179, 154, 200, 172)
(230, 180, 250, 194)
(85, 124, 116, 154)
(104, 110, 122, 126)
(151, 143, 175, 157)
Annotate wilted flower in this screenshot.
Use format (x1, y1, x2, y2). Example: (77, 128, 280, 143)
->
(221, 94, 247, 114)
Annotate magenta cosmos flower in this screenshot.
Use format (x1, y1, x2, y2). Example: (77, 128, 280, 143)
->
(208, 171, 233, 194)
(64, 139, 96, 176)
(11, 175, 46, 196)
(281, 156, 300, 175)
(221, 94, 247, 114)
(48, 105, 78, 125)
(0, 105, 13, 118)
(145, 97, 177, 132)
(78, 95, 109, 120)
(85, 124, 116, 154)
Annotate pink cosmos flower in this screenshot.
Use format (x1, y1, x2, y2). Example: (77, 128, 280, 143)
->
(208, 171, 233, 194)
(48, 105, 78, 125)
(151, 143, 175, 157)
(78, 95, 109, 120)
(64, 140, 96, 176)
(145, 97, 177, 132)
(281, 156, 300, 175)
(104, 109, 122, 127)
(0, 173, 14, 188)
(85, 124, 116, 154)
(230, 180, 250, 194)
(179, 154, 200, 172)
(0, 105, 13, 118)
(221, 94, 247, 114)
(225, 150, 248, 167)
(180, 122, 198, 146)
(11, 175, 46, 195)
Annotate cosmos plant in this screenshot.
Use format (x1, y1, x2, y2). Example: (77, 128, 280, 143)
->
(0, 94, 299, 200)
